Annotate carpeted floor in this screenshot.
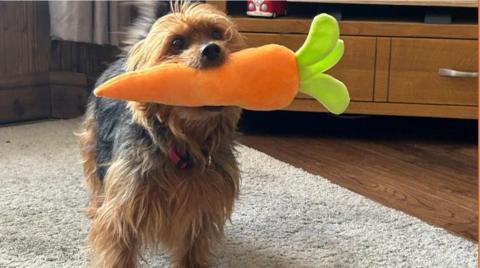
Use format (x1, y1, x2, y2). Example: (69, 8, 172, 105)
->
(0, 119, 477, 268)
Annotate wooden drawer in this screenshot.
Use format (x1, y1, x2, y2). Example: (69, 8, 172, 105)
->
(389, 38, 478, 106)
(242, 33, 376, 101)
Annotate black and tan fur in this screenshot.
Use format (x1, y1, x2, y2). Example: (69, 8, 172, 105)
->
(79, 2, 246, 267)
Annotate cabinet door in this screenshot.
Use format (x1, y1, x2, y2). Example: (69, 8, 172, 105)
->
(242, 33, 376, 101)
(389, 38, 477, 106)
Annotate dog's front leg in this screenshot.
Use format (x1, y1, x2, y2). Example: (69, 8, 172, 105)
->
(87, 159, 147, 268)
(88, 200, 139, 268)
(89, 214, 137, 268)
(170, 227, 215, 268)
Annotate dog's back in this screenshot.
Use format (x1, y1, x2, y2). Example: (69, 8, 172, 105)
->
(80, 2, 170, 183)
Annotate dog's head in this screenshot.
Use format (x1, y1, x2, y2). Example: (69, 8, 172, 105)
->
(125, 3, 245, 123)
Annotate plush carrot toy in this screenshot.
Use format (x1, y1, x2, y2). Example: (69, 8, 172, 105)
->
(94, 14, 349, 114)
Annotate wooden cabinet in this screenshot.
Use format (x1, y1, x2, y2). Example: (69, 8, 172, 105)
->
(317, 36, 376, 102)
(389, 38, 478, 106)
(216, 1, 478, 119)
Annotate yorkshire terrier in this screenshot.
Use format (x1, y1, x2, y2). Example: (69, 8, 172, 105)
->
(79, 2, 245, 267)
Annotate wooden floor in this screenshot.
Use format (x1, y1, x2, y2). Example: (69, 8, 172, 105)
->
(239, 111, 478, 241)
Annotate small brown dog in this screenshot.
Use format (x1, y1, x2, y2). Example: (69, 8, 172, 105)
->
(79, 2, 245, 267)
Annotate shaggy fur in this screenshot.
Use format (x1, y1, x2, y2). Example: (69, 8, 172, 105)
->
(79, 2, 246, 267)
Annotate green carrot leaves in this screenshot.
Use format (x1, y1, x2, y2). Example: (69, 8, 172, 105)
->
(296, 14, 350, 115)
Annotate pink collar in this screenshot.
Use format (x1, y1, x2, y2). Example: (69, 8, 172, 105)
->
(168, 148, 190, 169)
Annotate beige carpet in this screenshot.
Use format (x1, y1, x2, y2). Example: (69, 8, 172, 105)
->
(0, 119, 477, 268)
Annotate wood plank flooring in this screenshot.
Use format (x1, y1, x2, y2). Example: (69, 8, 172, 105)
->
(239, 111, 477, 241)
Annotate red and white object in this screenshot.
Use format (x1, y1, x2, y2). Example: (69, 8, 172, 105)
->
(246, 0, 287, 18)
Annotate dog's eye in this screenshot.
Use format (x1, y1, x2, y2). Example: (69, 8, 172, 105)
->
(171, 37, 185, 51)
(212, 30, 223, 40)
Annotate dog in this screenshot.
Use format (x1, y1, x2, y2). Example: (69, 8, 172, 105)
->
(79, 2, 246, 267)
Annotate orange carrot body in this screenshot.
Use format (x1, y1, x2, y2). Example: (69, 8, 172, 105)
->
(94, 44, 299, 110)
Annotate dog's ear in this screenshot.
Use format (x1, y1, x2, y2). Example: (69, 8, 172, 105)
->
(125, 39, 148, 71)
(136, 1, 170, 21)
(122, 1, 170, 51)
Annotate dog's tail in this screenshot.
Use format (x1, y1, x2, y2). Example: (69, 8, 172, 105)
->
(122, 1, 171, 51)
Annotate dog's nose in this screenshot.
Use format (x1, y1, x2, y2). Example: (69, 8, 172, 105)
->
(201, 43, 221, 62)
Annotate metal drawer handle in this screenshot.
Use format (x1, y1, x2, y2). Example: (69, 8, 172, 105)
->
(438, 68, 478, 78)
